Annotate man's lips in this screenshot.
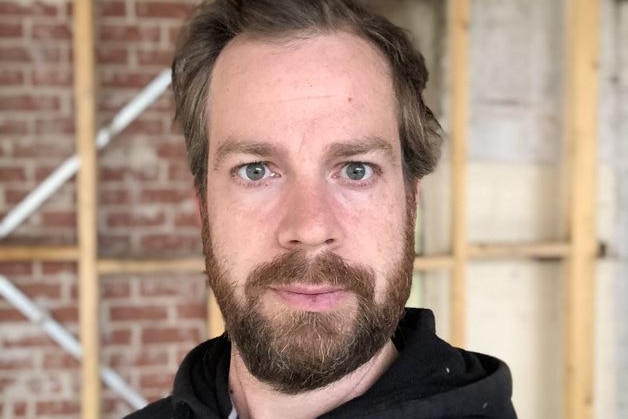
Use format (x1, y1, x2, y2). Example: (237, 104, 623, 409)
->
(269, 284, 350, 312)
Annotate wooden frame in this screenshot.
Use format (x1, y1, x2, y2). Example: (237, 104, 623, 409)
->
(0, 0, 599, 417)
(562, 0, 599, 418)
(72, 0, 100, 417)
(448, 0, 470, 348)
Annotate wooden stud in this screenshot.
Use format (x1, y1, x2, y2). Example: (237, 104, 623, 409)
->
(207, 290, 224, 338)
(0, 242, 574, 265)
(562, 0, 599, 418)
(98, 258, 203, 275)
(448, 0, 470, 347)
(468, 241, 571, 260)
(413, 256, 455, 271)
(0, 246, 79, 261)
(73, 0, 100, 417)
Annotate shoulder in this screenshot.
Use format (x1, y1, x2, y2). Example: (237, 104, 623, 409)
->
(123, 397, 173, 419)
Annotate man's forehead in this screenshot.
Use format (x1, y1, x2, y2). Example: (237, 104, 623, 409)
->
(209, 30, 392, 96)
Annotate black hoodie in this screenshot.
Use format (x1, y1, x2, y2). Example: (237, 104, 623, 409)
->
(124, 309, 517, 419)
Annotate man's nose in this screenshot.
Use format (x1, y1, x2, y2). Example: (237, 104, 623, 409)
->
(276, 180, 343, 252)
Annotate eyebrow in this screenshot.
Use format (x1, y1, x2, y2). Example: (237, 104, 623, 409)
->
(324, 136, 393, 160)
(212, 135, 394, 170)
(213, 139, 280, 170)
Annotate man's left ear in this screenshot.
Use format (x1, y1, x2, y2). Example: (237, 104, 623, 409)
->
(193, 194, 202, 227)
(412, 179, 421, 206)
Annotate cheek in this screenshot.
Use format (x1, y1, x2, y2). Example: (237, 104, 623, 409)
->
(207, 197, 279, 273)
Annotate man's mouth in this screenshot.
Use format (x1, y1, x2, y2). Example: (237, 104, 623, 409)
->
(269, 284, 350, 312)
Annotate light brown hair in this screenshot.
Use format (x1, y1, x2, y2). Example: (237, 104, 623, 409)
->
(172, 0, 442, 200)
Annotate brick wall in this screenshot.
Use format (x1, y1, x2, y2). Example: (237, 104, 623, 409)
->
(0, 1, 206, 417)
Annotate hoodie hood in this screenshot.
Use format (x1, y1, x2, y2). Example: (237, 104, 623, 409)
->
(169, 308, 516, 419)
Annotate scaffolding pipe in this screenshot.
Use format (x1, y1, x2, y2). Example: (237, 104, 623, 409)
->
(0, 275, 148, 410)
(0, 68, 172, 239)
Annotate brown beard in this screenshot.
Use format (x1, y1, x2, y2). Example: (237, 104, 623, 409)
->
(201, 193, 417, 394)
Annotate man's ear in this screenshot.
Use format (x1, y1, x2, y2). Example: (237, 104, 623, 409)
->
(193, 194, 202, 227)
(412, 179, 421, 206)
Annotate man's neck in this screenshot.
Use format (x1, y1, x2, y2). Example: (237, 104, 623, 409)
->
(228, 341, 398, 419)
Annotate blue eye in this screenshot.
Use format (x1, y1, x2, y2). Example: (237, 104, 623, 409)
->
(237, 162, 270, 181)
(341, 162, 373, 181)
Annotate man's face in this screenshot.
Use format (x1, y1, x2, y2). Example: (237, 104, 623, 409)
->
(202, 31, 416, 392)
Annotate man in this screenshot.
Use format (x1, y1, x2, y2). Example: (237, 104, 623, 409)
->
(126, 0, 516, 418)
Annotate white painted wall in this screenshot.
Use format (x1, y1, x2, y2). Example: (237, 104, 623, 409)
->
(379, 0, 626, 417)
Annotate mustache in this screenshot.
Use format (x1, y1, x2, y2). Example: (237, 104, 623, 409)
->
(245, 251, 375, 300)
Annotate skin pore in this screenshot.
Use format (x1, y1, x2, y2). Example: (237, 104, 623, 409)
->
(202, 31, 419, 418)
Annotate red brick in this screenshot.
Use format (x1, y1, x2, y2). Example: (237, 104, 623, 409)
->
(0, 68, 24, 85)
(156, 142, 186, 158)
(100, 189, 131, 205)
(99, 1, 127, 16)
(106, 211, 166, 227)
(42, 352, 79, 369)
(137, 48, 172, 66)
(0, 377, 16, 393)
(174, 211, 198, 228)
(4, 187, 30, 203)
(0, 21, 23, 37)
(108, 348, 169, 368)
(3, 334, 54, 348)
(0, 2, 58, 16)
(169, 25, 182, 44)
(135, 1, 195, 18)
(168, 163, 193, 182)
(0, 166, 28, 182)
(35, 163, 75, 181)
(97, 234, 132, 255)
(19, 282, 62, 300)
(0, 354, 34, 370)
(50, 306, 78, 322)
(35, 117, 74, 135)
(99, 91, 135, 112)
(109, 304, 168, 321)
(139, 234, 201, 253)
(97, 47, 128, 65)
(36, 400, 79, 416)
(0, 46, 29, 62)
(41, 211, 76, 227)
(139, 371, 173, 389)
(13, 402, 27, 416)
(100, 166, 158, 182)
(102, 328, 131, 345)
(141, 326, 200, 344)
(176, 303, 205, 320)
(32, 23, 72, 40)
(0, 307, 25, 321)
(101, 281, 131, 299)
(17, 140, 73, 159)
(0, 119, 28, 134)
(121, 117, 164, 135)
(140, 188, 191, 204)
(32, 69, 73, 86)
(0, 94, 61, 111)
(42, 261, 76, 275)
(102, 72, 159, 89)
(140, 279, 202, 297)
(100, 24, 161, 43)
(0, 262, 33, 276)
